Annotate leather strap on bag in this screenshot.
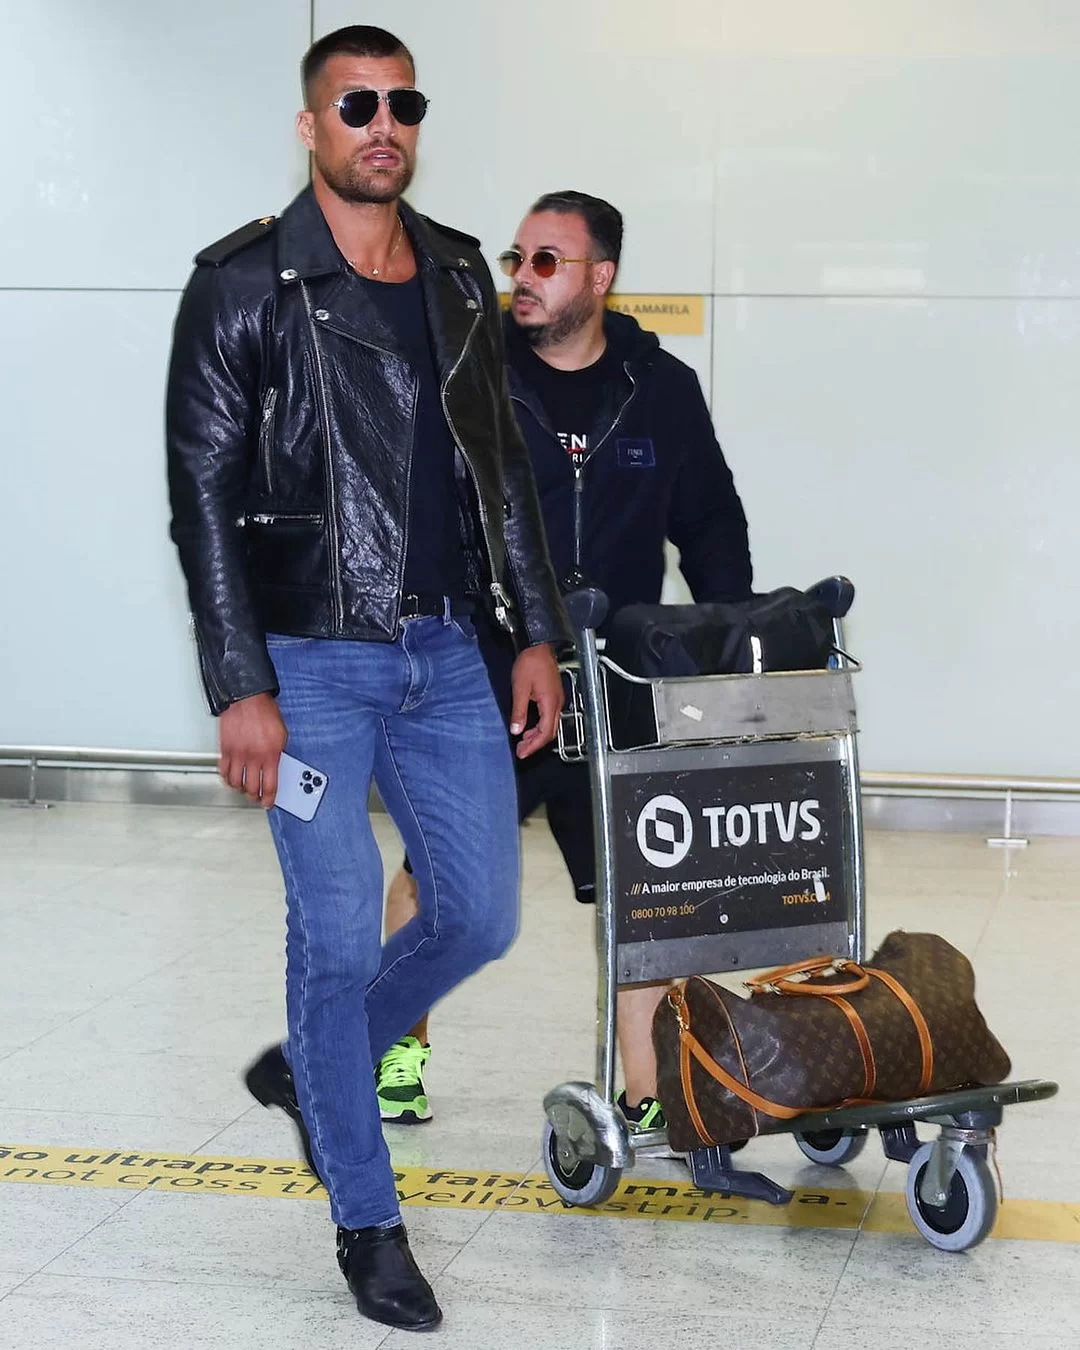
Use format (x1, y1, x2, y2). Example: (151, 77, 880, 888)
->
(745, 955, 870, 998)
(821, 994, 877, 1098)
(867, 968, 934, 1094)
(670, 986, 804, 1139)
(678, 1022, 717, 1145)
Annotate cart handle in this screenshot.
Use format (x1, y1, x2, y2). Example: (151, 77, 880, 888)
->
(746, 955, 870, 997)
(564, 586, 609, 634)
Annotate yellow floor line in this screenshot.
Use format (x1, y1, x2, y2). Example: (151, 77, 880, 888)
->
(2, 1144, 1078, 1243)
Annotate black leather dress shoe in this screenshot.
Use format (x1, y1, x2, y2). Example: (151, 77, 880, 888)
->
(337, 1224, 443, 1331)
(243, 1044, 321, 1183)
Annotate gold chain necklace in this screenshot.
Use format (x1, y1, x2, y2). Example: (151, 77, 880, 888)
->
(349, 216, 404, 278)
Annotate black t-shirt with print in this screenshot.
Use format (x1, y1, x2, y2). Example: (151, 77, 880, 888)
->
(515, 342, 622, 462)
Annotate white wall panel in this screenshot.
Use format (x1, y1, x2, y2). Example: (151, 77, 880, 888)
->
(0, 2, 310, 290)
(0, 292, 212, 751)
(714, 2, 1080, 298)
(712, 55, 1080, 299)
(719, 1, 1080, 58)
(712, 294, 1080, 774)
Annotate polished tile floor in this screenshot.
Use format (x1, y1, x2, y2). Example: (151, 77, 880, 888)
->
(0, 800, 1076, 1347)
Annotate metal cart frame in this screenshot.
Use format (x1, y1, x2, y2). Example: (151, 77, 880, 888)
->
(542, 583, 1057, 1252)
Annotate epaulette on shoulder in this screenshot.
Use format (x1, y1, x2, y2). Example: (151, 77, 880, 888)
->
(194, 216, 276, 267)
(423, 215, 481, 251)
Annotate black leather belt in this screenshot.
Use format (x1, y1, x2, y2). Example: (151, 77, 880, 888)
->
(398, 593, 475, 619)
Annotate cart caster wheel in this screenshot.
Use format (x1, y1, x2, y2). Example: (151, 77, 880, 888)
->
(794, 1127, 869, 1167)
(543, 1121, 622, 1207)
(905, 1142, 998, 1252)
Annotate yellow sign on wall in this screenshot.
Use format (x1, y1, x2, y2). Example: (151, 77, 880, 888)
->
(497, 291, 705, 337)
(605, 294, 705, 336)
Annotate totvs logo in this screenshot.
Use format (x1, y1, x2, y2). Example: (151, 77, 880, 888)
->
(635, 793, 822, 866)
(703, 799, 821, 847)
(635, 795, 694, 868)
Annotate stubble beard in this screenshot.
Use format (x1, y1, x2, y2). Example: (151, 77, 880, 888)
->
(517, 287, 596, 350)
(317, 147, 415, 205)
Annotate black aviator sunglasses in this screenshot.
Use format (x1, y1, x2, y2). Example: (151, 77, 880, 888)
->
(328, 88, 429, 128)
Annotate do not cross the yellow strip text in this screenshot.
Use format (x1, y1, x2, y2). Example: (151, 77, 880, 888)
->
(2, 1143, 1077, 1245)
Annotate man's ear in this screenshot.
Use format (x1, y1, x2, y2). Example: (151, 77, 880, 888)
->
(296, 109, 316, 152)
(593, 260, 617, 297)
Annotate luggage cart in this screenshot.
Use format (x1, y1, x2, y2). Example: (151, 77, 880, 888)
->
(542, 581, 1057, 1253)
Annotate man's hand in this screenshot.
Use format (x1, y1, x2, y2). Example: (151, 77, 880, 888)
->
(218, 692, 288, 805)
(509, 644, 564, 759)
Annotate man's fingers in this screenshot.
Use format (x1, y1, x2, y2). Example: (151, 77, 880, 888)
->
(218, 694, 288, 801)
(260, 755, 280, 809)
(509, 690, 528, 738)
(517, 686, 560, 757)
(536, 694, 561, 746)
(516, 725, 546, 759)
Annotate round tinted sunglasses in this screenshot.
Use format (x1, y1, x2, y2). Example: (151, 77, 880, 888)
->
(497, 248, 591, 279)
(329, 88, 430, 128)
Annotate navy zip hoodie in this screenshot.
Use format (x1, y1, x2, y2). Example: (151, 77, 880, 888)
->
(505, 309, 752, 622)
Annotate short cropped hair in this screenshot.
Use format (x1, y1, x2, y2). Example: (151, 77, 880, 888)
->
(302, 26, 416, 104)
(528, 190, 623, 266)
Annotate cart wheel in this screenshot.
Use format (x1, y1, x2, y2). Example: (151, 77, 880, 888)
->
(543, 1121, 622, 1207)
(905, 1141, 998, 1252)
(794, 1127, 869, 1167)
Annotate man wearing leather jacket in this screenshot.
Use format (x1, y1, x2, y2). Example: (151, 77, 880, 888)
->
(165, 26, 567, 1333)
(378, 192, 751, 1145)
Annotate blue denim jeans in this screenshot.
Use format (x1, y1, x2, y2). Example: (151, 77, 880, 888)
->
(265, 614, 519, 1229)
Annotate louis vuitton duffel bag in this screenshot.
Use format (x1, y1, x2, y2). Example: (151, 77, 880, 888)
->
(653, 931, 1011, 1152)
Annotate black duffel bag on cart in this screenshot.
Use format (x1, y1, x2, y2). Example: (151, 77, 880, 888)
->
(603, 577, 854, 748)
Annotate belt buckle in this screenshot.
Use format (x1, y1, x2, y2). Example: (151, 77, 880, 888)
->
(401, 593, 422, 618)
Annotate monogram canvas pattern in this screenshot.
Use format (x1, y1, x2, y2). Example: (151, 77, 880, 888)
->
(654, 931, 1012, 1152)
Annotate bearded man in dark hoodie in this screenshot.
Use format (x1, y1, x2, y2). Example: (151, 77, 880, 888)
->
(378, 191, 752, 1136)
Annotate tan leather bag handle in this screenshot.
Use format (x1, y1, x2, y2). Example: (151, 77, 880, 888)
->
(746, 954, 870, 998)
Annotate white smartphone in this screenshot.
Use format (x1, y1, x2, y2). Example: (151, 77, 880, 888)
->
(273, 752, 329, 821)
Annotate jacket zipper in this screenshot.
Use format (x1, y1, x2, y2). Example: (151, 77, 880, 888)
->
(440, 313, 515, 631)
(249, 512, 322, 525)
(589, 360, 637, 461)
(514, 360, 638, 588)
(393, 381, 420, 628)
(189, 615, 228, 713)
(299, 283, 345, 631)
(258, 388, 279, 495)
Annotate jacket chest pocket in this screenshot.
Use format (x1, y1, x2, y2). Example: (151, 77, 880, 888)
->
(257, 388, 280, 494)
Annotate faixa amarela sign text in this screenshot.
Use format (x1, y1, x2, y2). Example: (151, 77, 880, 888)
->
(611, 761, 848, 945)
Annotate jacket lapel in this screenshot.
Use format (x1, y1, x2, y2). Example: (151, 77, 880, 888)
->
(403, 204, 484, 385)
(274, 189, 478, 368)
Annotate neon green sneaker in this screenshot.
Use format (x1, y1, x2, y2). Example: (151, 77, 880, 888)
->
(616, 1090, 667, 1133)
(376, 1036, 433, 1124)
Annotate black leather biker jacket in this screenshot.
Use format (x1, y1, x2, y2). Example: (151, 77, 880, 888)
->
(166, 187, 570, 714)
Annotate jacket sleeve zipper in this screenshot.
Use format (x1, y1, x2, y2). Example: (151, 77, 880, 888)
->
(189, 614, 229, 714)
